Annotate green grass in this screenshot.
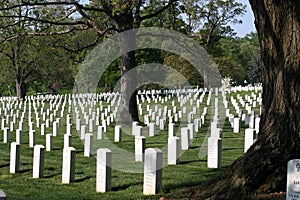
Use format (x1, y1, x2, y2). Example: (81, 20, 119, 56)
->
(0, 89, 261, 199)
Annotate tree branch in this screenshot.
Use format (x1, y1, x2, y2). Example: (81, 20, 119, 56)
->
(0, 49, 13, 59)
(140, 0, 177, 21)
(1, 1, 111, 16)
(69, 0, 112, 17)
(0, 1, 75, 11)
(70, 0, 115, 36)
(0, 26, 90, 43)
(58, 33, 102, 53)
(1, 14, 86, 26)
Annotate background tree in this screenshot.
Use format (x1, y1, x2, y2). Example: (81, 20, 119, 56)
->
(142, 0, 187, 32)
(0, 33, 41, 99)
(164, 53, 203, 87)
(0, 55, 14, 96)
(32, 36, 76, 94)
(180, 0, 246, 88)
(0, 1, 32, 99)
(210, 32, 259, 84)
(98, 59, 121, 92)
(0, 0, 176, 124)
(0, 1, 82, 99)
(243, 32, 261, 83)
(182, 0, 246, 48)
(0, 29, 76, 98)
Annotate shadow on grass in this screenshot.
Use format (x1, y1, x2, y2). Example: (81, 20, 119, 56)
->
(179, 159, 206, 165)
(52, 148, 63, 151)
(19, 169, 31, 173)
(43, 173, 61, 178)
(45, 167, 56, 171)
(162, 180, 202, 192)
(21, 142, 29, 145)
(118, 140, 133, 143)
(146, 141, 166, 145)
(223, 147, 244, 151)
(188, 145, 201, 149)
(222, 136, 240, 139)
(163, 169, 228, 193)
(111, 181, 143, 191)
(74, 176, 92, 183)
(0, 163, 9, 168)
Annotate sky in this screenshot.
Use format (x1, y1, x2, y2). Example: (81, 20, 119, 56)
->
(232, 0, 256, 37)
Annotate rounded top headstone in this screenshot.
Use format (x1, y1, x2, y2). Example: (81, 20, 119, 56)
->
(0, 189, 6, 200)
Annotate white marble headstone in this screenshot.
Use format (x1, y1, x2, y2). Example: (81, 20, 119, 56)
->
(97, 126, 103, 140)
(29, 130, 36, 148)
(3, 127, 9, 143)
(114, 125, 122, 142)
(167, 137, 180, 165)
(62, 147, 76, 184)
(15, 129, 22, 144)
(168, 123, 175, 138)
(135, 136, 146, 162)
(10, 142, 20, 173)
(244, 128, 256, 153)
(132, 121, 139, 135)
(233, 118, 240, 133)
(148, 123, 155, 137)
(181, 127, 190, 150)
(84, 133, 93, 157)
(33, 145, 45, 178)
(287, 159, 300, 200)
(64, 134, 72, 149)
(46, 134, 52, 152)
(96, 148, 112, 193)
(40, 123, 46, 136)
(207, 137, 222, 168)
(143, 148, 163, 195)
(187, 123, 194, 139)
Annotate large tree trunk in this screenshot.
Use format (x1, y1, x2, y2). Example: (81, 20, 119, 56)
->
(119, 48, 139, 124)
(117, 15, 140, 125)
(16, 79, 26, 100)
(189, 0, 300, 199)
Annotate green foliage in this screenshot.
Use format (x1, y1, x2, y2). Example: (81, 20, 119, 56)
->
(241, 32, 261, 83)
(98, 58, 121, 92)
(0, 1, 87, 97)
(141, 1, 188, 33)
(0, 56, 14, 96)
(31, 36, 75, 90)
(136, 49, 164, 65)
(182, 0, 246, 47)
(214, 57, 246, 84)
(164, 53, 204, 87)
(210, 33, 260, 84)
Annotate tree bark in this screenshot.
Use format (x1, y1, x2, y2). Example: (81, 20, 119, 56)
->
(16, 79, 26, 100)
(189, 0, 300, 199)
(116, 14, 140, 125)
(119, 51, 139, 124)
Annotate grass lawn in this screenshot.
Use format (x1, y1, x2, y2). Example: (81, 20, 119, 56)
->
(0, 88, 265, 199)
